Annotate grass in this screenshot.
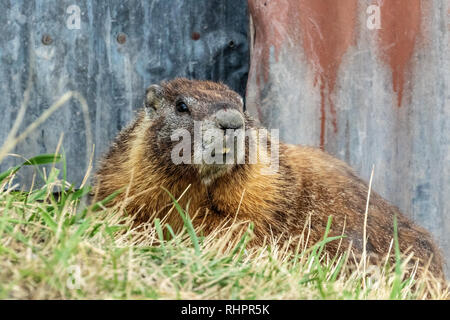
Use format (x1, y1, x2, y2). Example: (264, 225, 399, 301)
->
(0, 154, 448, 300)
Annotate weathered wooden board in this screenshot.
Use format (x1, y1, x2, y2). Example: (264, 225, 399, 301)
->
(246, 0, 450, 274)
(0, 0, 249, 186)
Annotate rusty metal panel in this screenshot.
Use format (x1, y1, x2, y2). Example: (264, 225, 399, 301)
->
(246, 0, 450, 274)
(0, 0, 249, 186)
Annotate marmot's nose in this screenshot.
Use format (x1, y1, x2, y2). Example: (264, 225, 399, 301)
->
(215, 109, 244, 130)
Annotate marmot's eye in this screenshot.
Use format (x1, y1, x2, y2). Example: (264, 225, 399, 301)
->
(176, 101, 189, 113)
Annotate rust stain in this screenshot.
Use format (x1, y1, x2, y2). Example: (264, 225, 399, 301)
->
(247, 0, 290, 84)
(377, 0, 422, 107)
(247, 0, 291, 122)
(297, 0, 358, 149)
(248, 0, 358, 149)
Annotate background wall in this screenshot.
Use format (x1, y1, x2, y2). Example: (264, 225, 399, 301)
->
(246, 0, 449, 274)
(0, 0, 249, 186)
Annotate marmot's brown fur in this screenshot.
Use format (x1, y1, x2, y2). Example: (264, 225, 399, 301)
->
(94, 78, 444, 278)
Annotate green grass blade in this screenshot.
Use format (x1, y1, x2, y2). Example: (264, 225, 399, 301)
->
(1, 154, 61, 184)
(389, 215, 403, 299)
(21, 154, 62, 166)
(39, 208, 58, 233)
(161, 187, 200, 255)
(0, 165, 21, 184)
(90, 187, 124, 211)
(155, 218, 166, 255)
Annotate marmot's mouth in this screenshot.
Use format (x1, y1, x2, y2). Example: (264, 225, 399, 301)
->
(222, 147, 231, 154)
(210, 146, 231, 157)
(196, 142, 241, 185)
(196, 162, 232, 185)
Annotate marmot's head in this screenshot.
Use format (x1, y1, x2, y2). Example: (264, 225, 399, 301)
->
(143, 78, 257, 185)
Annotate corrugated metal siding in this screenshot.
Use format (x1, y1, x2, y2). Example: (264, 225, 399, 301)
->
(0, 0, 249, 186)
(246, 0, 450, 274)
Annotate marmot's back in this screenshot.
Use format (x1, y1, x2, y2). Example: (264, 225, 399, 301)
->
(283, 144, 443, 276)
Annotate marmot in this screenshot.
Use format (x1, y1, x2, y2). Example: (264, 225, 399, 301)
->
(94, 78, 444, 278)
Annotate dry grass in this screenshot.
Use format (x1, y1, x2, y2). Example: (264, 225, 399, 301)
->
(0, 158, 448, 300)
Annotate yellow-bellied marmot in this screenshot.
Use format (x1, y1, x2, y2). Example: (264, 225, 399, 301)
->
(94, 78, 444, 278)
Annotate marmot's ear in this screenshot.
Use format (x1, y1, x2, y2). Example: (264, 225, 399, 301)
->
(144, 84, 164, 114)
